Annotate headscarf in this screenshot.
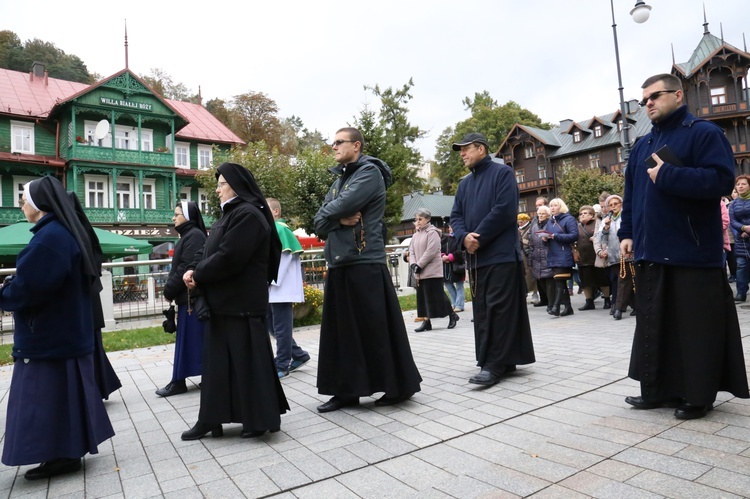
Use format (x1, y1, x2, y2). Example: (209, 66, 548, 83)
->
(26, 177, 102, 292)
(216, 162, 281, 284)
(179, 201, 207, 236)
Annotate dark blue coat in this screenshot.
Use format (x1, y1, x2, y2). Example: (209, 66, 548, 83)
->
(619, 105, 734, 268)
(729, 198, 750, 259)
(545, 212, 578, 268)
(450, 155, 522, 269)
(0, 214, 94, 359)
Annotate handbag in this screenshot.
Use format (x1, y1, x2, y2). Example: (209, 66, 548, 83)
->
(162, 304, 176, 333)
(188, 288, 211, 321)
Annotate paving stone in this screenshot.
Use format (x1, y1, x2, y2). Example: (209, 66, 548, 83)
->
(335, 466, 417, 498)
(674, 444, 750, 476)
(375, 454, 455, 492)
(697, 466, 750, 495)
(613, 447, 711, 480)
(587, 460, 644, 482)
(627, 469, 744, 498)
(659, 427, 750, 454)
(120, 473, 161, 498)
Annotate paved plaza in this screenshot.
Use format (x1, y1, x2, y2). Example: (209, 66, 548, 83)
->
(0, 292, 749, 498)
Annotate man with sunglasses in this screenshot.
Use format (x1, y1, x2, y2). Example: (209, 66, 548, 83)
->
(313, 127, 421, 413)
(620, 73, 749, 419)
(449, 133, 535, 386)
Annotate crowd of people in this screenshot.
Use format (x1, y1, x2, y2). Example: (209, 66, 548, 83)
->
(1, 72, 749, 481)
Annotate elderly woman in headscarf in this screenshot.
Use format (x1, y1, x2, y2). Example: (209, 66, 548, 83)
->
(156, 201, 208, 398)
(408, 208, 459, 332)
(0, 176, 115, 480)
(181, 163, 289, 440)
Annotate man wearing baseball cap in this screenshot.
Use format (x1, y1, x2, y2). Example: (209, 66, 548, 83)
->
(449, 133, 535, 386)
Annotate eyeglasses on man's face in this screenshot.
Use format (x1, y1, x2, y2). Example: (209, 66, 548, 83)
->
(639, 89, 678, 107)
(331, 139, 355, 147)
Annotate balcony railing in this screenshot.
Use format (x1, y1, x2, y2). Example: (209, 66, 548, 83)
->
(517, 177, 555, 192)
(70, 145, 174, 167)
(84, 208, 176, 224)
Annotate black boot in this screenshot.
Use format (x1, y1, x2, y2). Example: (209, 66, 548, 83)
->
(548, 283, 565, 317)
(578, 298, 595, 311)
(414, 319, 432, 332)
(181, 421, 223, 441)
(559, 285, 574, 316)
(603, 297, 611, 309)
(447, 313, 459, 329)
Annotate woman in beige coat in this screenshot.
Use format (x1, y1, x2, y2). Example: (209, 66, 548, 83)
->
(408, 208, 459, 332)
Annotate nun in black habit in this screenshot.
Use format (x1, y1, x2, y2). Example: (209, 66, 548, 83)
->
(181, 162, 289, 440)
(0, 176, 115, 480)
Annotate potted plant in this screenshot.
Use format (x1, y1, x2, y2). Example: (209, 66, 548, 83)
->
(155, 146, 169, 153)
(76, 135, 87, 144)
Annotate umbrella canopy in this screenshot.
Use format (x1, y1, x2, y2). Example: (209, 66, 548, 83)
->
(0, 222, 153, 259)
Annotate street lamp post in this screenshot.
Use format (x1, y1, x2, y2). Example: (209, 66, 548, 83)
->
(610, 0, 652, 162)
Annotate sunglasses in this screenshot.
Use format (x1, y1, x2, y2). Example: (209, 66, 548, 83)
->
(639, 89, 678, 107)
(331, 139, 356, 147)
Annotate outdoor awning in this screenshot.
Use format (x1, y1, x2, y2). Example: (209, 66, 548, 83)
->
(0, 222, 153, 260)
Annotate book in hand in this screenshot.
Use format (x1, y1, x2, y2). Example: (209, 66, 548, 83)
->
(645, 144, 683, 167)
(536, 230, 552, 236)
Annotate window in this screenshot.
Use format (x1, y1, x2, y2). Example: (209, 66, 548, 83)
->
(141, 180, 156, 209)
(538, 164, 547, 179)
(116, 179, 135, 209)
(11, 121, 34, 154)
(519, 199, 527, 213)
(179, 187, 191, 202)
(175, 142, 190, 168)
(573, 130, 582, 143)
(13, 175, 37, 206)
(710, 87, 727, 105)
(85, 175, 109, 208)
(198, 189, 210, 213)
(589, 153, 601, 169)
(524, 145, 534, 159)
(594, 125, 603, 138)
(617, 119, 623, 131)
(198, 145, 213, 170)
(84, 121, 152, 150)
(617, 147, 625, 163)
(515, 169, 525, 184)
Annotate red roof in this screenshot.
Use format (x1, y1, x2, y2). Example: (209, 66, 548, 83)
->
(0, 68, 242, 145)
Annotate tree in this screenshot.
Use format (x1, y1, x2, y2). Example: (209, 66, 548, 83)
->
(228, 91, 288, 153)
(434, 93, 550, 194)
(140, 68, 198, 102)
(557, 166, 624, 216)
(0, 33, 94, 83)
(354, 78, 425, 237)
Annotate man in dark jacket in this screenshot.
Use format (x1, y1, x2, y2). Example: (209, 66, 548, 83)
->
(620, 73, 749, 419)
(313, 127, 421, 412)
(450, 133, 535, 386)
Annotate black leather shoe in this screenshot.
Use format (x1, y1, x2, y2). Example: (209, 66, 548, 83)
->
(447, 313, 459, 329)
(532, 301, 548, 307)
(241, 428, 280, 438)
(578, 299, 595, 311)
(613, 310, 622, 320)
(560, 304, 574, 316)
(374, 392, 414, 407)
(469, 369, 501, 386)
(24, 458, 82, 480)
(734, 294, 746, 302)
(414, 320, 432, 332)
(603, 297, 612, 309)
(156, 380, 187, 397)
(181, 421, 223, 441)
(624, 395, 683, 410)
(675, 403, 713, 420)
(317, 396, 359, 413)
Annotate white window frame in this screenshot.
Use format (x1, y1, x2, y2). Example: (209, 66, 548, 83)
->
(537, 164, 547, 179)
(198, 188, 210, 213)
(13, 175, 37, 207)
(573, 130, 582, 143)
(515, 169, 525, 184)
(589, 153, 601, 169)
(84, 120, 111, 147)
(11, 121, 35, 154)
(594, 125, 603, 138)
(198, 145, 213, 170)
(519, 199, 527, 213)
(524, 145, 534, 159)
(175, 142, 190, 168)
(84, 174, 110, 208)
(141, 179, 156, 209)
(179, 187, 191, 202)
(116, 178, 135, 209)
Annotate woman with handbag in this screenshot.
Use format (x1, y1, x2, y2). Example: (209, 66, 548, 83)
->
(181, 163, 289, 440)
(542, 198, 578, 317)
(408, 209, 459, 332)
(441, 224, 466, 312)
(157, 201, 207, 397)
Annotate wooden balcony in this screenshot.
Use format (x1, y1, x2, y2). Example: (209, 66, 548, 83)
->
(67, 144, 174, 167)
(0, 207, 214, 227)
(517, 177, 555, 193)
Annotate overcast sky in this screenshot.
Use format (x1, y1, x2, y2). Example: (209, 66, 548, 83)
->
(3, 0, 749, 159)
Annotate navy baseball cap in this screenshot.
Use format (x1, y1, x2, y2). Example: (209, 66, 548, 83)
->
(452, 132, 489, 151)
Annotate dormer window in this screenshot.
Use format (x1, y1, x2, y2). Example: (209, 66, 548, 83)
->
(573, 130, 582, 143)
(594, 125, 603, 138)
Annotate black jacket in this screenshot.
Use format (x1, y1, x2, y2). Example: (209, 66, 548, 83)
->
(163, 222, 207, 306)
(191, 199, 272, 317)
